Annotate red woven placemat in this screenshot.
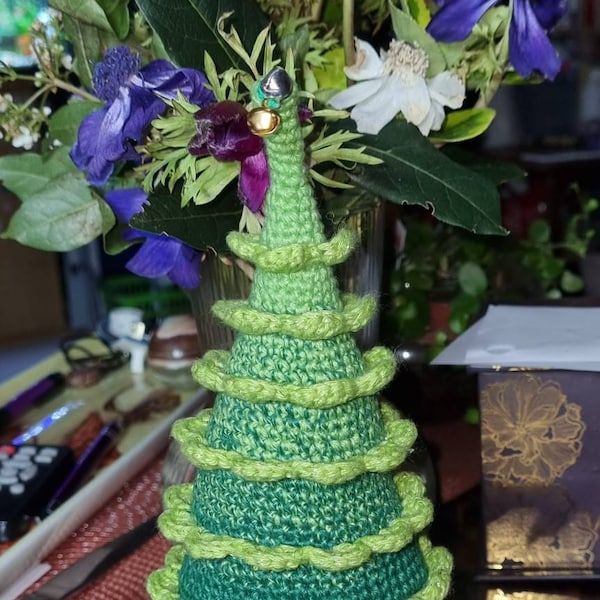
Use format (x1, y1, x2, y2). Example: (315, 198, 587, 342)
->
(20, 459, 168, 599)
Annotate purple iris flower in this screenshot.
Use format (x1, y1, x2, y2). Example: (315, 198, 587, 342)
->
(428, 0, 567, 80)
(188, 101, 269, 213)
(105, 188, 201, 289)
(71, 47, 214, 186)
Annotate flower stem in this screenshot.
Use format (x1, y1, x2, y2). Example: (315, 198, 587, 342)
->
(310, 0, 325, 21)
(51, 79, 99, 102)
(20, 84, 50, 110)
(342, 0, 355, 67)
(475, 70, 503, 108)
(8, 73, 99, 103)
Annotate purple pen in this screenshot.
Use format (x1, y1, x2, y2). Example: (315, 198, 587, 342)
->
(0, 372, 65, 430)
(43, 421, 122, 515)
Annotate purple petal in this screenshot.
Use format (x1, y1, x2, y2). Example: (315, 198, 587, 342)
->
(179, 68, 215, 106)
(126, 234, 181, 278)
(122, 85, 165, 144)
(70, 109, 115, 185)
(167, 244, 201, 289)
(135, 59, 178, 88)
(104, 188, 148, 224)
(135, 60, 214, 106)
(510, 0, 561, 80)
(70, 90, 132, 185)
(239, 150, 269, 213)
(98, 87, 134, 159)
(298, 106, 313, 123)
(191, 101, 263, 161)
(428, 0, 498, 42)
(531, 0, 567, 30)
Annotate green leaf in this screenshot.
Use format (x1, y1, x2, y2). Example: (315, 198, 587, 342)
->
(438, 41, 464, 70)
(63, 15, 116, 88)
(51, 0, 129, 38)
(134, 0, 269, 71)
(458, 261, 487, 296)
(389, 3, 446, 76)
(47, 101, 103, 147)
(313, 47, 346, 91)
(0, 147, 77, 199)
(528, 219, 551, 244)
(50, 0, 113, 32)
(561, 270, 584, 294)
(95, 193, 116, 234)
(503, 71, 544, 86)
(450, 293, 481, 334)
(344, 120, 505, 235)
(430, 108, 496, 143)
(442, 147, 526, 185)
(97, 0, 130, 39)
(400, 0, 431, 27)
(103, 224, 134, 255)
(2, 176, 105, 251)
(130, 184, 243, 254)
(186, 160, 239, 207)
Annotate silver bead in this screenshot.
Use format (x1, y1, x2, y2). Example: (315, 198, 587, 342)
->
(260, 67, 293, 100)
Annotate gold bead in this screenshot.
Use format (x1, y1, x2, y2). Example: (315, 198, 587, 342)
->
(247, 107, 281, 137)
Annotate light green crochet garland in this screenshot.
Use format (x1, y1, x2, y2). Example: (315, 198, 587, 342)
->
(148, 68, 452, 600)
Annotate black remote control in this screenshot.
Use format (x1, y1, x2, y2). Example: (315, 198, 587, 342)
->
(0, 444, 75, 541)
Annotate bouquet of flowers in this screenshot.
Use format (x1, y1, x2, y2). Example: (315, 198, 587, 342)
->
(0, 0, 566, 289)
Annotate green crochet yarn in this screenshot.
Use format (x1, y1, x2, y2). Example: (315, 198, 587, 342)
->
(148, 67, 452, 599)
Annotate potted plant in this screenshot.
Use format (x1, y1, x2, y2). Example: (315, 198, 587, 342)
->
(387, 193, 598, 352)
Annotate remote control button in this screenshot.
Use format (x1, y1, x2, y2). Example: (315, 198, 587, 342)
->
(0, 476, 18, 485)
(0, 446, 15, 456)
(17, 447, 36, 456)
(0, 453, 8, 461)
(39, 448, 59, 458)
(20, 467, 37, 482)
(34, 455, 53, 464)
(0, 467, 17, 477)
(9, 484, 24, 495)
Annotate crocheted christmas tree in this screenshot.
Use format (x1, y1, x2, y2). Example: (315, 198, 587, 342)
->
(148, 68, 452, 600)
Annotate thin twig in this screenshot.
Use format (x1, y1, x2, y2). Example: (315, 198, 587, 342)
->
(310, 0, 325, 22)
(342, 0, 356, 68)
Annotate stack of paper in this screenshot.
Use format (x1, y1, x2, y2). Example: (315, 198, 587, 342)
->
(432, 305, 600, 371)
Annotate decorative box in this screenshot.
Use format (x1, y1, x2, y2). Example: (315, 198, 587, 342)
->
(434, 305, 600, 578)
(480, 370, 598, 575)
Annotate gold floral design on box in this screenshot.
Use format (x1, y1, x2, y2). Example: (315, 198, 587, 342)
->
(487, 591, 579, 600)
(481, 375, 585, 486)
(487, 508, 599, 569)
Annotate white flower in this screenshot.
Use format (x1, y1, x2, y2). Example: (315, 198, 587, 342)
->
(61, 54, 73, 71)
(12, 126, 37, 150)
(330, 38, 465, 136)
(0, 94, 12, 113)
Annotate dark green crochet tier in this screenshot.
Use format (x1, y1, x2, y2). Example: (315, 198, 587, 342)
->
(148, 70, 452, 600)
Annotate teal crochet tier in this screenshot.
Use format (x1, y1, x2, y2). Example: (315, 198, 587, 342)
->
(148, 70, 452, 600)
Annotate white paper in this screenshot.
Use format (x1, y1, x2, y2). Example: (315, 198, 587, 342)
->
(432, 305, 600, 371)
